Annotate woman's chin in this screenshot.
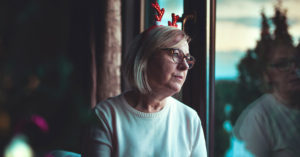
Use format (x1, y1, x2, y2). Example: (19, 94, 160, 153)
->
(168, 84, 183, 93)
(152, 82, 183, 96)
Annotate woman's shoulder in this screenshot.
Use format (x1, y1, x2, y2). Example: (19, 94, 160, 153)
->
(241, 93, 277, 118)
(169, 96, 195, 110)
(95, 94, 122, 106)
(233, 94, 275, 137)
(93, 93, 126, 117)
(168, 96, 199, 118)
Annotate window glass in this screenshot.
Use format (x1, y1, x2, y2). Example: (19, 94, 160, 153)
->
(215, 0, 300, 156)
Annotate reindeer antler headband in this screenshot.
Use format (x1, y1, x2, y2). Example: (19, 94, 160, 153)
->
(151, 1, 180, 28)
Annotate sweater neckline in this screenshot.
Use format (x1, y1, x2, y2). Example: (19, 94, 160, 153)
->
(267, 93, 300, 114)
(120, 92, 172, 118)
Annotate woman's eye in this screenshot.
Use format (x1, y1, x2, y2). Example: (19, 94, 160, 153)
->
(173, 49, 180, 54)
(173, 52, 180, 57)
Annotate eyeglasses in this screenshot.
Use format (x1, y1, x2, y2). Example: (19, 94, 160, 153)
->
(268, 58, 300, 72)
(161, 48, 195, 69)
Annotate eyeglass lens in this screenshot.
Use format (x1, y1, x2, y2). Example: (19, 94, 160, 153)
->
(172, 49, 195, 69)
(270, 59, 300, 71)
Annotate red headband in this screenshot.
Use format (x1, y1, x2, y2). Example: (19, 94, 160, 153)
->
(151, 1, 180, 28)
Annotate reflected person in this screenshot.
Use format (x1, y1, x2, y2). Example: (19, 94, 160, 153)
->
(233, 41, 300, 157)
(82, 26, 207, 157)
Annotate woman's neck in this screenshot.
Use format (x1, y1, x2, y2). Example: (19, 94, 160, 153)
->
(125, 90, 168, 113)
(273, 91, 300, 110)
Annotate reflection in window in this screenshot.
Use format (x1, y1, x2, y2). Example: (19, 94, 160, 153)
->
(215, 0, 300, 156)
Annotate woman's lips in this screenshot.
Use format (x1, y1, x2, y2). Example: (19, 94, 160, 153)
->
(174, 75, 184, 81)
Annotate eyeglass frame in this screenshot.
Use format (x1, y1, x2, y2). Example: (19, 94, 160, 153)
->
(160, 48, 195, 69)
(268, 58, 300, 72)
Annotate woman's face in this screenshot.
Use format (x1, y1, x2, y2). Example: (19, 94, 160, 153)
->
(265, 46, 300, 97)
(147, 40, 190, 96)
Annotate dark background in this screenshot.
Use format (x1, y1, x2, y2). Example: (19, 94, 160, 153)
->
(0, 0, 95, 155)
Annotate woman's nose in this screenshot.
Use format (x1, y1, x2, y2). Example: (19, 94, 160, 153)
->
(178, 59, 189, 71)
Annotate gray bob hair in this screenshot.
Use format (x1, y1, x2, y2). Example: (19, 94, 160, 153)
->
(122, 26, 190, 94)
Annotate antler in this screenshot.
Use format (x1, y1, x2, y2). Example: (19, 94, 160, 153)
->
(151, 1, 165, 22)
(168, 13, 180, 27)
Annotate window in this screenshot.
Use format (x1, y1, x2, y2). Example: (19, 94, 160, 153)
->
(215, 0, 300, 156)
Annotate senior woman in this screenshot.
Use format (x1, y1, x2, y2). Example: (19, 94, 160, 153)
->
(82, 26, 207, 157)
(233, 41, 300, 157)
